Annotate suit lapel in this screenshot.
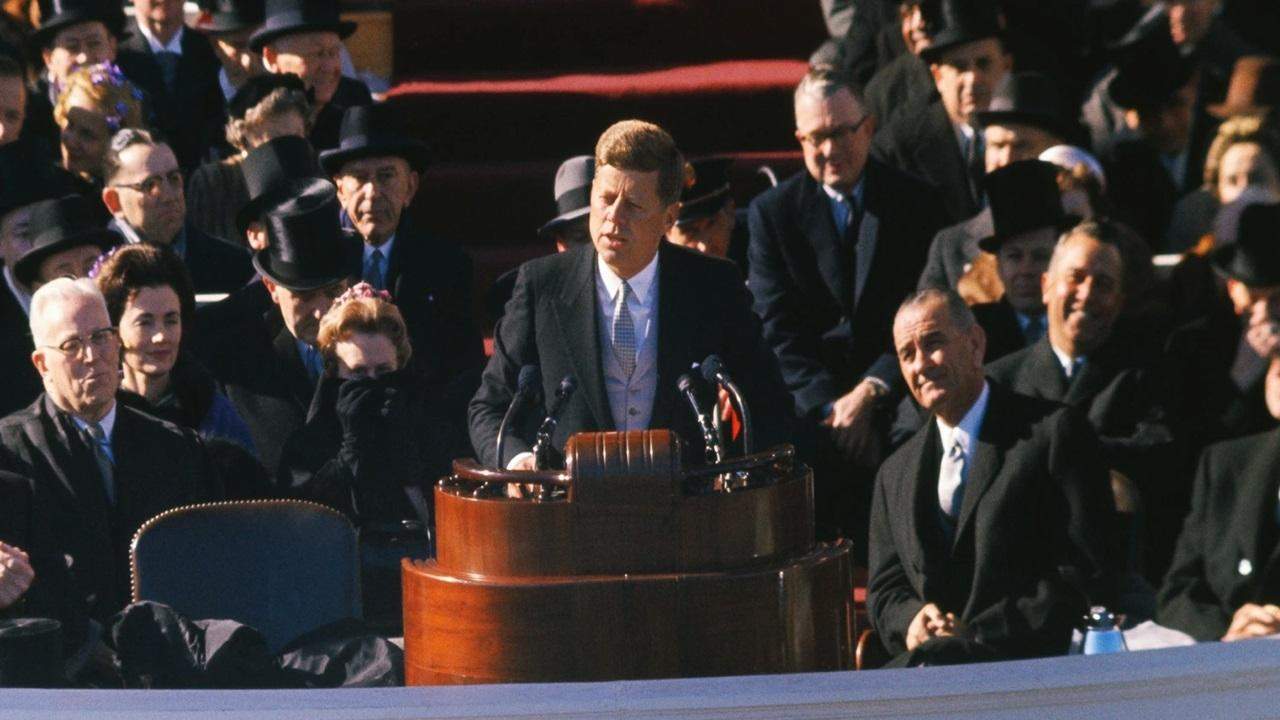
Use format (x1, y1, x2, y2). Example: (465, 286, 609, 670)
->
(650, 243, 696, 431)
(553, 247, 612, 430)
(269, 321, 315, 408)
(1238, 431, 1280, 575)
(1026, 339, 1069, 400)
(915, 100, 974, 211)
(34, 397, 112, 533)
(798, 177, 853, 315)
(952, 387, 1007, 549)
(906, 423, 947, 579)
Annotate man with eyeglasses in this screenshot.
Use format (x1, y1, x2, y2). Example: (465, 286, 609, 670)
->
(0, 277, 219, 671)
(101, 128, 251, 293)
(747, 68, 946, 555)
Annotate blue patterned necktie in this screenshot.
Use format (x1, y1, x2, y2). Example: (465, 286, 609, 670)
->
(155, 50, 179, 94)
(611, 281, 636, 379)
(363, 248, 385, 290)
(85, 422, 115, 505)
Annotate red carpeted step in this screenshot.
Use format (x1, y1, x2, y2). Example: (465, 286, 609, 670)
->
(387, 59, 810, 163)
(393, 0, 825, 76)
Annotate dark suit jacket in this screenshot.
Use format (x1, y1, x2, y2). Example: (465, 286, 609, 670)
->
(747, 161, 946, 418)
(469, 241, 793, 468)
(310, 77, 374, 151)
(116, 28, 225, 171)
(180, 222, 255, 294)
(0, 395, 220, 635)
(916, 207, 992, 291)
(872, 92, 981, 223)
(381, 215, 484, 384)
(863, 52, 934, 128)
(972, 297, 1033, 364)
(867, 384, 1115, 659)
(1157, 428, 1280, 641)
(0, 283, 41, 418)
(215, 308, 315, 474)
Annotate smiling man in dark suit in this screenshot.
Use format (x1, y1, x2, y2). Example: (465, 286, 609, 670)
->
(868, 287, 1113, 665)
(470, 120, 792, 470)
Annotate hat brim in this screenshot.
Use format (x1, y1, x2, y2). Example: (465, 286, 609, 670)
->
(1205, 101, 1271, 120)
(537, 206, 589, 239)
(237, 177, 335, 235)
(973, 111, 1074, 143)
(194, 15, 263, 35)
(919, 30, 1004, 64)
(251, 231, 359, 292)
(1107, 60, 1196, 110)
(1209, 243, 1280, 288)
(31, 13, 126, 47)
(14, 229, 119, 287)
(318, 141, 429, 176)
(249, 19, 357, 52)
(977, 217, 1073, 254)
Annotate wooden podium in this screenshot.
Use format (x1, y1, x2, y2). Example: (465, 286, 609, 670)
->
(402, 430, 855, 685)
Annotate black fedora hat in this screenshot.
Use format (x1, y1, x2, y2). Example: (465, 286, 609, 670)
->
(537, 155, 594, 239)
(1211, 201, 1280, 288)
(248, 0, 355, 52)
(978, 160, 1066, 253)
(14, 195, 119, 287)
(32, 0, 126, 47)
(0, 144, 76, 219)
(193, 0, 265, 35)
(677, 157, 733, 226)
(975, 72, 1076, 143)
(1107, 16, 1196, 110)
(318, 104, 429, 176)
(918, 0, 1002, 64)
(252, 185, 358, 291)
(227, 72, 310, 121)
(0, 618, 63, 688)
(237, 135, 325, 233)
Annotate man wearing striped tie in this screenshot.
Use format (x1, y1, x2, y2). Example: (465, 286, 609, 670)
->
(469, 120, 793, 471)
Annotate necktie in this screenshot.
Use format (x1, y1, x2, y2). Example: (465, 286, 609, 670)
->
(840, 193, 861, 307)
(938, 435, 966, 519)
(85, 422, 115, 506)
(299, 342, 324, 383)
(611, 281, 636, 379)
(363, 248, 385, 290)
(1023, 315, 1046, 345)
(155, 51, 179, 95)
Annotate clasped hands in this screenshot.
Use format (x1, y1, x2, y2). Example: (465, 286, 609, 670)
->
(0, 541, 33, 610)
(1222, 603, 1280, 642)
(906, 602, 962, 651)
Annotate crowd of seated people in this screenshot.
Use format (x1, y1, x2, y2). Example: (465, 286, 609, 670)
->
(0, 0, 1277, 683)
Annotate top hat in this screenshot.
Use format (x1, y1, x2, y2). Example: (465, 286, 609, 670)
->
(1207, 56, 1280, 119)
(974, 72, 1076, 143)
(1107, 16, 1196, 110)
(227, 72, 309, 121)
(538, 155, 594, 239)
(237, 135, 326, 233)
(918, 0, 1002, 64)
(193, 0, 265, 36)
(252, 185, 358, 291)
(33, 0, 125, 47)
(0, 618, 63, 688)
(978, 160, 1066, 253)
(14, 195, 119, 286)
(1211, 200, 1280, 287)
(318, 104, 429, 176)
(248, 0, 355, 52)
(677, 157, 733, 227)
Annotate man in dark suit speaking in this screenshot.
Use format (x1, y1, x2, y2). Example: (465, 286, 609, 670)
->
(867, 288, 1114, 665)
(470, 120, 792, 470)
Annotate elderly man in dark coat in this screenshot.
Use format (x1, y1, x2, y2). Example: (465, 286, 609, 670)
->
(0, 277, 219, 655)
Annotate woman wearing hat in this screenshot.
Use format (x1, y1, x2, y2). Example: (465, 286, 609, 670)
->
(51, 62, 145, 190)
(93, 243, 255, 453)
(185, 73, 313, 246)
(277, 281, 467, 634)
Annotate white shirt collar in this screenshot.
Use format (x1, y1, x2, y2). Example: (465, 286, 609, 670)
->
(3, 266, 30, 315)
(953, 121, 976, 153)
(137, 21, 184, 55)
(597, 250, 659, 307)
(1050, 342, 1085, 378)
(364, 234, 395, 263)
(821, 178, 865, 209)
(935, 381, 990, 456)
(71, 401, 117, 439)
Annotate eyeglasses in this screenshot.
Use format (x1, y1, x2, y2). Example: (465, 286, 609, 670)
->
(40, 327, 118, 360)
(114, 170, 183, 197)
(799, 115, 871, 147)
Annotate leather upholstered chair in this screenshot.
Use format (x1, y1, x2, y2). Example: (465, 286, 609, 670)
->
(130, 500, 362, 652)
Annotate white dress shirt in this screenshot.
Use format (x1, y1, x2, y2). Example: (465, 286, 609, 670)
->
(1050, 342, 1086, 379)
(596, 253, 659, 432)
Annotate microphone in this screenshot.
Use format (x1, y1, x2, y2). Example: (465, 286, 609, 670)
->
(531, 375, 577, 470)
(700, 354, 754, 455)
(678, 373, 724, 464)
(495, 364, 541, 468)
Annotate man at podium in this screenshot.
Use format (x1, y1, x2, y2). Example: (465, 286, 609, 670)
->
(469, 120, 792, 470)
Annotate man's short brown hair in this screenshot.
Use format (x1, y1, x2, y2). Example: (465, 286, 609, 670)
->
(594, 120, 686, 205)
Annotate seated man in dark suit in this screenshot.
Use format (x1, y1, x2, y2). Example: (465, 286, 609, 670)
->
(100, 129, 252, 293)
(748, 68, 946, 541)
(0, 277, 219, 654)
(320, 104, 483, 386)
(1157, 355, 1280, 642)
(251, 0, 372, 151)
(115, 0, 225, 171)
(970, 160, 1062, 363)
(871, 0, 1011, 223)
(868, 288, 1114, 665)
(471, 120, 793, 470)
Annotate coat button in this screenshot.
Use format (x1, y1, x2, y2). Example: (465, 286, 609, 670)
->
(1239, 558, 1254, 576)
